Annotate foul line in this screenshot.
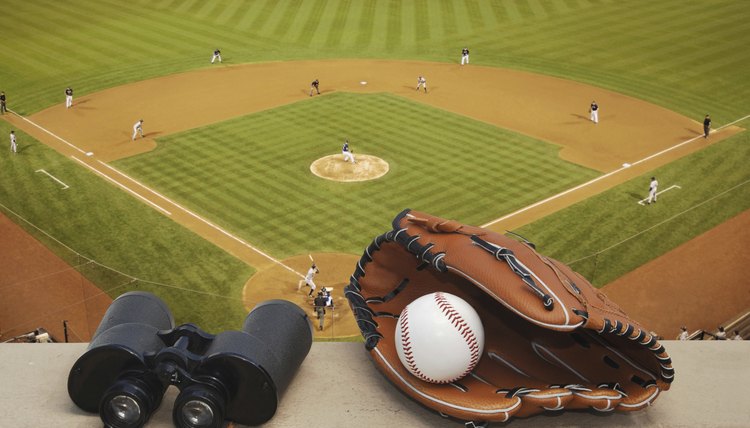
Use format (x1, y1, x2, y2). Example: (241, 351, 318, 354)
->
(97, 161, 303, 278)
(566, 179, 750, 265)
(637, 185, 681, 205)
(35, 169, 70, 189)
(71, 156, 172, 216)
(482, 113, 750, 228)
(8, 109, 88, 156)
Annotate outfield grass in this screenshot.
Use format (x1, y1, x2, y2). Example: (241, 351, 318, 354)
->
(515, 120, 750, 287)
(1, 1, 748, 333)
(112, 92, 599, 257)
(0, 121, 253, 333)
(2, 0, 748, 124)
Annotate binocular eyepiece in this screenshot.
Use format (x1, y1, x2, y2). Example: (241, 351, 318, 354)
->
(68, 292, 313, 427)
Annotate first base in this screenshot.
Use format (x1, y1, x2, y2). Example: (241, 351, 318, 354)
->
(360, 81, 367, 85)
(86, 152, 94, 157)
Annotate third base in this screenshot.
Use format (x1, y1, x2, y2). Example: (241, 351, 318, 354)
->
(395, 291, 484, 383)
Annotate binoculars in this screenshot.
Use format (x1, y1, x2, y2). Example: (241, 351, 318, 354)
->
(68, 292, 312, 427)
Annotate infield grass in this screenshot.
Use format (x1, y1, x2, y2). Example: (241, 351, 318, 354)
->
(112, 92, 599, 256)
(0, 121, 252, 332)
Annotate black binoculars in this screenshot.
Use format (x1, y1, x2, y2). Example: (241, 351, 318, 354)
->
(68, 292, 312, 427)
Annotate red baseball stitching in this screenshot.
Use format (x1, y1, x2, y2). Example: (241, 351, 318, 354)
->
(399, 293, 480, 383)
(434, 292, 481, 379)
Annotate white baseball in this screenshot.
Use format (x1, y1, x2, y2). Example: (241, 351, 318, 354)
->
(395, 292, 484, 384)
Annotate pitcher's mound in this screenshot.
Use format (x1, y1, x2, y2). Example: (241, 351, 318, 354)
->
(310, 154, 389, 182)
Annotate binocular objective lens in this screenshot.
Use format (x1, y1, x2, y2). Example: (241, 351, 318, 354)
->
(181, 400, 215, 427)
(108, 395, 141, 424)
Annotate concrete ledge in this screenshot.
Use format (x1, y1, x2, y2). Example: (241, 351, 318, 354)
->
(1, 341, 748, 427)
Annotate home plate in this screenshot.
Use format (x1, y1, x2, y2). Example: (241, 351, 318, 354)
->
(360, 81, 367, 85)
(86, 152, 94, 157)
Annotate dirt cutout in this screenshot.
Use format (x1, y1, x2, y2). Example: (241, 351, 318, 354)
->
(4, 59, 744, 339)
(310, 154, 389, 182)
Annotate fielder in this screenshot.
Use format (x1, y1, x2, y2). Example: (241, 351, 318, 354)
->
(65, 87, 73, 108)
(0, 91, 7, 114)
(416, 75, 427, 93)
(298, 263, 320, 297)
(461, 47, 470, 65)
(211, 48, 222, 63)
(646, 176, 658, 204)
(342, 139, 356, 163)
(9, 130, 17, 154)
(310, 79, 320, 96)
(703, 114, 711, 138)
(132, 119, 144, 140)
(589, 101, 599, 123)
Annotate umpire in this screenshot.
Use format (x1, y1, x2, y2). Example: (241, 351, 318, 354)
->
(314, 292, 327, 331)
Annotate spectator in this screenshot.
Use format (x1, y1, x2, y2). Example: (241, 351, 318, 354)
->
(715, 326, 727, 340)
(677, 326, 689, 340)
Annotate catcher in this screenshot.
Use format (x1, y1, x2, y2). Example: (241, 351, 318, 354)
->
(345, 209, 673, 424)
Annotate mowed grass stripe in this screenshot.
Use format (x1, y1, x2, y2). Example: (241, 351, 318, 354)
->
(517, 127, 750, 287)
(113, 93, 597, 257)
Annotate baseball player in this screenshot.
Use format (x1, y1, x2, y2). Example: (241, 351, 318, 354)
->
(298, 263, 320, 297)
(416, 75, 427, 93)
(589, 101, 599, 124)
(309, 79, 320, 96)
(65, 87, 73, 108)
(646, 177, 658, 204)
(211, 48, 222, 63)
(703, 114, 711, 138)
(342, 138, 356, 163)
(9, 130, 17, 154)
(732, 330, 743, 340)
(0, 91, 7, 114)
(461, 47, 470, 65)
(716, 326, 727, 340)
(132, 119, 144, 140)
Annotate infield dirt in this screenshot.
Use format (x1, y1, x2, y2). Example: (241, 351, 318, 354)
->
(3, 60, 744, 339)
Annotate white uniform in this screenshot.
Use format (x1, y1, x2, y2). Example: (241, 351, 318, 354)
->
(677, 330, 688, 340)
(65, 87, 73, 108)
(132, 120, 144, 140)
(416, 76, 427, 92)
(10, 131, 17, 153)
(590, 101, 599, 123)
(647, 178, 658, 204)
(732, 333, 743, 340)
(461, 47, 470, 65)
(342, 141, 356, 163)
(299, 264, 319, 296)
(211, 49, 222, 63)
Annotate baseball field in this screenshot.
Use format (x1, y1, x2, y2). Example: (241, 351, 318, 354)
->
(1, 0, 749, 342)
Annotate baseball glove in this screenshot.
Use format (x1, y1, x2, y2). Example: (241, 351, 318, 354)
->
(345, 209, 673, 424)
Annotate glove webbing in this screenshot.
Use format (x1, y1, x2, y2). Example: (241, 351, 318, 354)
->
(470, 235, 554, 310)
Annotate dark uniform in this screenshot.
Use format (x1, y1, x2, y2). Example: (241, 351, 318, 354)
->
(0, 92, 6, 114)
(310, 79, 320, 96)
(314, 293, 327, 331)
(703, 115, 711, 138)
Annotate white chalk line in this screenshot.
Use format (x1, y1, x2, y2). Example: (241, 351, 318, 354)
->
(97, 160, 304, 278)
(35, 169, 69, 189)
(6, 112, 302, 278)
(637, 185, 681, 205)
(71, 156, 172, 216)
(566, 179, 750, 265)
(8, 109, 88, 156)
(481, 113, 750, 228)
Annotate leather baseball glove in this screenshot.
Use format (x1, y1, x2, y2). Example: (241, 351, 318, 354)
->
(345, 209, 673, 424)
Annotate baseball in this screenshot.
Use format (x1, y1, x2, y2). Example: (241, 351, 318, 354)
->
(395, 292, 484, 384)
